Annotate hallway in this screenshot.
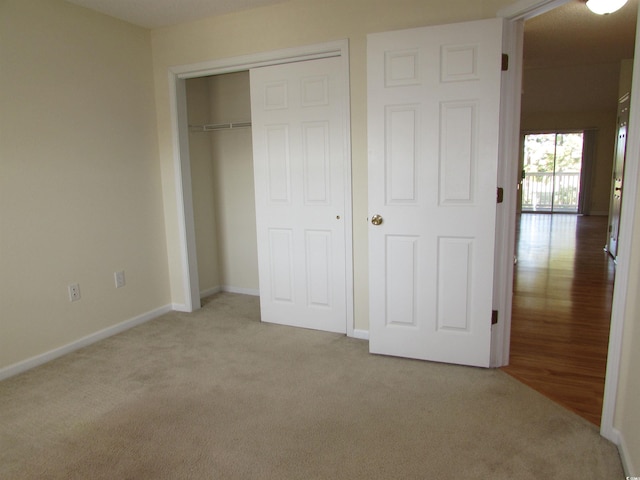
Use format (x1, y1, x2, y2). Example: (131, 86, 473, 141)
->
(502, 214, 616, 425)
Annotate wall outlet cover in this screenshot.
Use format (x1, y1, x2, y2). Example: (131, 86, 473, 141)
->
(68, 283, 81, 302)
(115, 271, 126, 288)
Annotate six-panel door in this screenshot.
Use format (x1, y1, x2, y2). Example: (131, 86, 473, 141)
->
(367, 19, 504, 367)
(250, 57, 348, 334)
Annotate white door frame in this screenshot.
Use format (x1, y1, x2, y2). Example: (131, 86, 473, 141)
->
(496, 0, 640, 444)
(167, 40, 355, 336)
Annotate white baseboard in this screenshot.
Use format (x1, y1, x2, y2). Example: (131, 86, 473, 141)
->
(0, 304, 172, 382)
(616, 428, 636, 477)
(200, 286, 222, 298)
(199, 286, 259, 298)
(351, 329, 370, 340)
(222, 285, 260, 296)
(172, 303, 191, 312)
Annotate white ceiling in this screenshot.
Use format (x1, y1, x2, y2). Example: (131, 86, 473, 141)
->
(65, 0, 292, 29)
(64, 0, 636, 67)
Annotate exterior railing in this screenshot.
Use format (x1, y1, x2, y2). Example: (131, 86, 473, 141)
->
(521, 172, 580, 212)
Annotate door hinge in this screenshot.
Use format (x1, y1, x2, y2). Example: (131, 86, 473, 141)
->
(497, 187, 504, 204)
(492, 310, 498, 325)
(502, 54, 509, 71)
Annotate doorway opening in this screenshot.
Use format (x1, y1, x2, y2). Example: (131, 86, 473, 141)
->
(503, 0, 637, 426)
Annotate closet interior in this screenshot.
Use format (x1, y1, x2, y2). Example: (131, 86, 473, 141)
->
(185, 71, 259, 298)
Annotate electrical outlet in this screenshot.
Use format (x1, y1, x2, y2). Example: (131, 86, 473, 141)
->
(114, 270, 126, 288)
(68, 283, 81, 302)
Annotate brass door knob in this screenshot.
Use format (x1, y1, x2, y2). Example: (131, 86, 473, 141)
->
(371, 214, 383, 226)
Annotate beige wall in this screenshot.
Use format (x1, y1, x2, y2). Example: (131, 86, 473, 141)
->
(208, 73, 259, 293)
(0, 0, 169, 369)
(520, 62, 622, 215)
(150, 0, 514, 328)
(186, 72, 258, 295)
(210, 126, 259, 292)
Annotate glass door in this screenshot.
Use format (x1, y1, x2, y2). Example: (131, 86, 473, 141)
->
(521, 132, 584, 213)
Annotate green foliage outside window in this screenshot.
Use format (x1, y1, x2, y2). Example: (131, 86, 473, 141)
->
(522, 132, 583, 212)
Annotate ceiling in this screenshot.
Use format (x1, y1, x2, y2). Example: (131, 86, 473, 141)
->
(65, 0, 291, 29)
(65, 0, 636, 66)
(524, 0, 637, 69)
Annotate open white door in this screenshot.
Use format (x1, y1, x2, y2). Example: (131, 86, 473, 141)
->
(250, 57, 348, 334)
(607, 93, 630, 259)
(368, 19, 504, 367)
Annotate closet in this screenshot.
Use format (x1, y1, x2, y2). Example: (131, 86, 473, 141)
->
(181, 56, 351, 335)
(185, 71, 259, 297)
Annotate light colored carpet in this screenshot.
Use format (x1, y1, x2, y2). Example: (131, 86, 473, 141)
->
(0, 292, 624, 479)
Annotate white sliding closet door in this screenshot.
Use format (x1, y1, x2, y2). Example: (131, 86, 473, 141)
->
(250, 57, 348, 334)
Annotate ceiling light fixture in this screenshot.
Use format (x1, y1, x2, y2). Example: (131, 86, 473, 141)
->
(585, 0, 628, 15)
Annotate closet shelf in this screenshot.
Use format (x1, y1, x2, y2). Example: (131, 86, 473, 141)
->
(189, 121, 252, 132)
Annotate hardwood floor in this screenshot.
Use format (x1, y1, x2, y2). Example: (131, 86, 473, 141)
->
(501, 213, 615, 426)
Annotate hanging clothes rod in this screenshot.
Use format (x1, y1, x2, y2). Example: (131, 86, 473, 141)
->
(189, 121, 252, 132)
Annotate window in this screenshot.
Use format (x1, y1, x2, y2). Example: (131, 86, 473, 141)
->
(521, 132, 584, 213)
